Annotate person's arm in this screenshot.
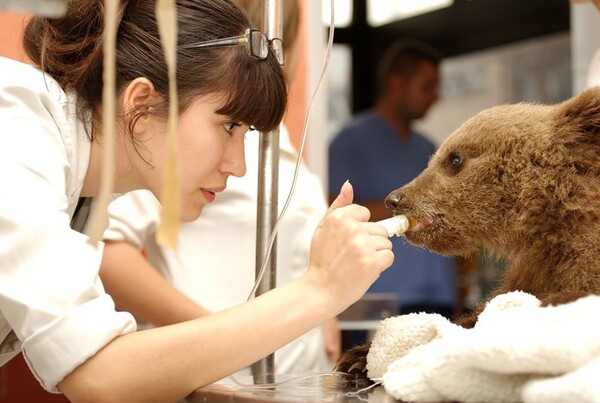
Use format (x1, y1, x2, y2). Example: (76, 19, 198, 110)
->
(61, 277, 340, 402)
(59, 182, 394, 403)
(100, 241, 211, 326)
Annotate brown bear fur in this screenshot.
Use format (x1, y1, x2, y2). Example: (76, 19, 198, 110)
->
(335, 86, 600, 375)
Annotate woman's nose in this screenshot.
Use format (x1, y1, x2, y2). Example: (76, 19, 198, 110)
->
(227, 154, 246, 178)
(223, 138, 246, 178)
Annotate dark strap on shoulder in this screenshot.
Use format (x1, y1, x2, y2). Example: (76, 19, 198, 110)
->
(70, 197, 92, 233)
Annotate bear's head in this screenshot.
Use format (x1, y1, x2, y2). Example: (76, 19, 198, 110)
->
(386, 87, 600, 258)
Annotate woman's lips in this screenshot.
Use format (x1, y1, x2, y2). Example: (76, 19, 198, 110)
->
(201, 189, 216, 202)
(201, 187, 225, 203)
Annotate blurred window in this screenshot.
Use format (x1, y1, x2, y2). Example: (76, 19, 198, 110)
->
(367, 0, 453, 26)
(321, 0, 352, 27)
(327, 44, 352, 142)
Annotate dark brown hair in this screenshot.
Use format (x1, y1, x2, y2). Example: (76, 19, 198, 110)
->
(23, 0, 288, 139)
(376, 38, 442, 97)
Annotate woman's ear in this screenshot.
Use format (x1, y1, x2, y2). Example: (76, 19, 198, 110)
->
(122, 77, 159, 134)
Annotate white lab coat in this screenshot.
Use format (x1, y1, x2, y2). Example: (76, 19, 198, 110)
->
(104, 125, 332, 374)
(0, 57, 136, 392)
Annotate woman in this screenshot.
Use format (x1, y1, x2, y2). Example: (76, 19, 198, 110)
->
(99, 0, 340, 375)
(0, 0, 393, 401)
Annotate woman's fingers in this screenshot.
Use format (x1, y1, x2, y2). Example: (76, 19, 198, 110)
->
(307, 185, 396, 311)
(346, 231, 394, 270)
(327, 180, 354, 214)
(363, 221, 392, 238)
(374, 249, 395, 272)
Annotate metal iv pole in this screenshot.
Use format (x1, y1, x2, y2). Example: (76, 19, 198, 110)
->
(252, 0, 283, 384)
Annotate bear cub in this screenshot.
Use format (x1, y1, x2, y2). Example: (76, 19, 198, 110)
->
(336, 87, 600, 375)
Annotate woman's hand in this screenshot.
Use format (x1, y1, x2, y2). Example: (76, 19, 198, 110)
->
(306, 181, 394, 314)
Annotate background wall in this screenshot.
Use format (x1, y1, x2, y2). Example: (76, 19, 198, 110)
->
(0, 12, 30, 62)
(417, 32, 571, 146)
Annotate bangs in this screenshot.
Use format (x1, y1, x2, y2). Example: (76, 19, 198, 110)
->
(215, 48, 288, 133)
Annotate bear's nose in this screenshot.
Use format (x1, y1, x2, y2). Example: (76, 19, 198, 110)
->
(385, 191, 405, 213)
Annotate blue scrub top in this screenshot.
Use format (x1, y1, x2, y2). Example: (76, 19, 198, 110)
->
(328, 112, 456, 307)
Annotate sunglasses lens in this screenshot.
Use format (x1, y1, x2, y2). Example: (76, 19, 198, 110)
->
(249, 31, 268, 59)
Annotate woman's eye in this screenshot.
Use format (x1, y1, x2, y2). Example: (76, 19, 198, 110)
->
(223, 122, 242, 134)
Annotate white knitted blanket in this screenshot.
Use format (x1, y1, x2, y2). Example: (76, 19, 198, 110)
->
(366, 291, 600, 403)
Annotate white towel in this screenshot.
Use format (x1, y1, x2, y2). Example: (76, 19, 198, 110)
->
(367, 291, 600, 403)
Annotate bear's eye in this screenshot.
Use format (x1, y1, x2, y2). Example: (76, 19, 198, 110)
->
(446, 152, 463, 173)
(450, 153, 462, 167)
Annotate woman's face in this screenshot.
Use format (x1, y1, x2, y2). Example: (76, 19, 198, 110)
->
(141, 95, 248, 221)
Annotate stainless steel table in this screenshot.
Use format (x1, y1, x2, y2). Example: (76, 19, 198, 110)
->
(187, 373, 394, 402)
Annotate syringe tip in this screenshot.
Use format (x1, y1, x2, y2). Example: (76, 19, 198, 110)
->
(376, 215, 411, 237)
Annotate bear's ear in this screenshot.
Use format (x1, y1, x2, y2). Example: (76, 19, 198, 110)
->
(555, 87, 600, 146)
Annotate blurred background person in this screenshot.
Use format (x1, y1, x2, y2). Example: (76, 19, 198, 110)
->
(99, 0, 340, 375)
(328, 38, 458, 347)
